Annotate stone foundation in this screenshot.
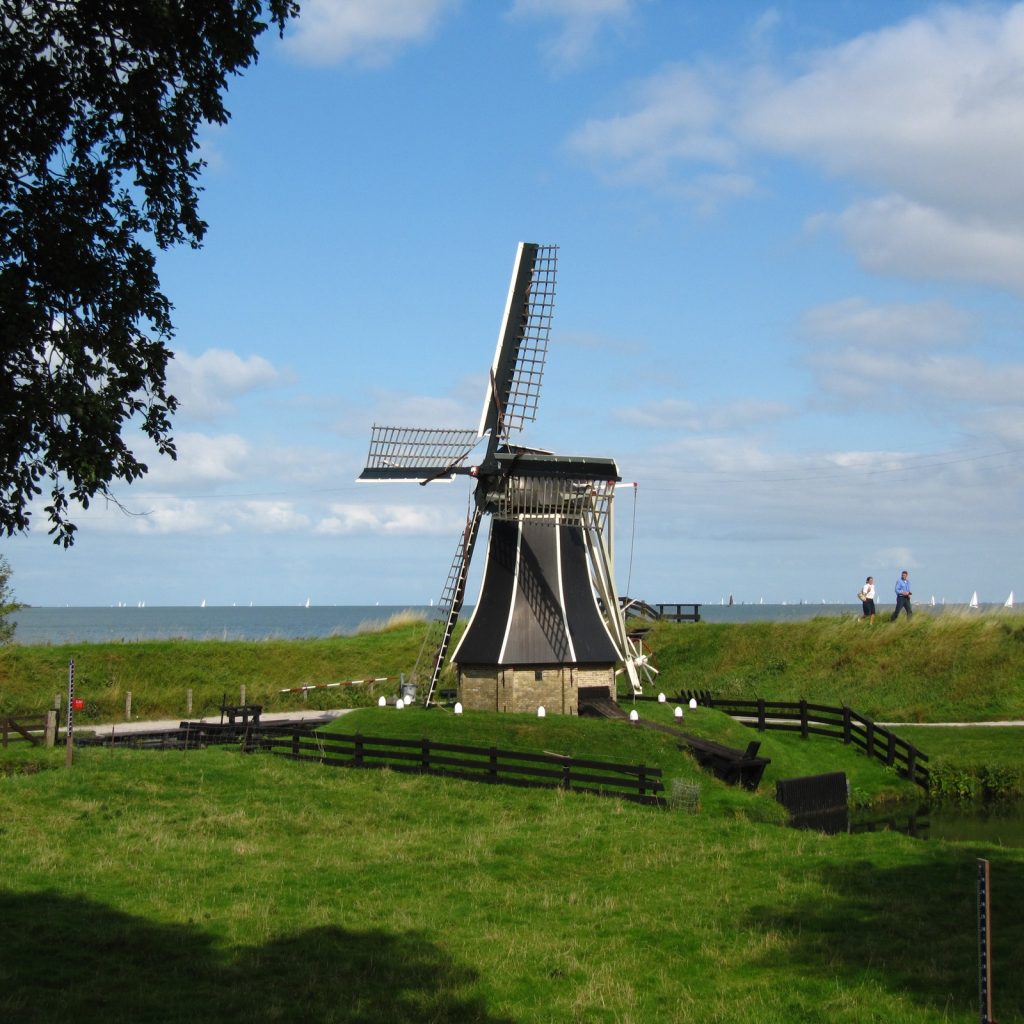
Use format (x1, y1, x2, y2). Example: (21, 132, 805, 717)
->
(457, 664, 616, 715)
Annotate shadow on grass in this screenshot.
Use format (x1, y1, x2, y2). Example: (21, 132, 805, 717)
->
(0, 890, 514, 1024)
(742, 847, 1023, 1020)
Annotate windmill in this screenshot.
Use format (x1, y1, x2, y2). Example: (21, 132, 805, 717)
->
(359, 242, 643, 712)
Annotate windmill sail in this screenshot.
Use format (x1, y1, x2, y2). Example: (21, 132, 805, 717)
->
(479, 242, 557, 441)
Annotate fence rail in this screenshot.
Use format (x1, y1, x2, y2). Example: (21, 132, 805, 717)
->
(668, 693, 929, 788)
(619, 598, 701, 623)
(246, 730, 664, 805)
(1, 714, 54, 748)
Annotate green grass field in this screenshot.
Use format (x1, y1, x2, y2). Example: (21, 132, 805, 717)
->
(2, 618, 1023, 1021)
(1, 733, 1021, 1023)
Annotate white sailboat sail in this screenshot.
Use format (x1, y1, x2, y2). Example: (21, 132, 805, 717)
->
(969, 591, 979, 609)
(1006, 591, 1015, 609)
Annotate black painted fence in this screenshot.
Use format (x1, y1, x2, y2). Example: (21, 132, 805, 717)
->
(670, 692, 929, 788)
(245, 730, 665, 805)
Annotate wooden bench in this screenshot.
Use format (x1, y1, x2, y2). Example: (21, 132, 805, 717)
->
(219, 703, 262, 726)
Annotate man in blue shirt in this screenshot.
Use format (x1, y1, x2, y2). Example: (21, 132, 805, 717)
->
(890, 571, 912, 620)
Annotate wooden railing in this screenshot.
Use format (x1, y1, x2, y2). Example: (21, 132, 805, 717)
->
(674, 693, 929, 788)
(619, 598, 701, 623)
(1, 713, 56, 748)
(246, 730, 664, 805)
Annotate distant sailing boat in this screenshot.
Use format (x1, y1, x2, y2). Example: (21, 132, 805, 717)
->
(930, 595, 936, 606)
(304, 597, 310, 609)
(1005, 591, 1015, 609)
(200, 599, 206, 608)
(969, 591, 979, 609)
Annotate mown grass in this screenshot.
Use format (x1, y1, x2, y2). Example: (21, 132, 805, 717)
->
(332, 705, 920, 811)
(0, 619, 429, 720)
(644, 612, 1024, 722)
(0, 742, 1021, 1023)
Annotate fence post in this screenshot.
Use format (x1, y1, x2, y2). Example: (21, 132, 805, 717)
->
(240, 684, 246, 706)
(291, 731, 300, 759)
(757, 698, 766, 731)
(638, 764, 648, 799)
(906, 744, 918, 782)
(44, 710, 57, 747)
(800, 699, 809, 739)
(886, 732, 897, 766)
(421, 737, 430, 772)
(355, 733, 364, 767)
(187, 689, 193, 715)
(125, 691, 132, 720)
(865, 720, 875, 761)
(842, 706, 852, 744)
(489, 747, 498, 783)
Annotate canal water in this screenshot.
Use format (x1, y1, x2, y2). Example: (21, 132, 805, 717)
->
(793, 801, 1024, 847)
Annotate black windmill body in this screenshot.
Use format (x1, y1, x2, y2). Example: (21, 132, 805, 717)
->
(359, 243, 643, 712)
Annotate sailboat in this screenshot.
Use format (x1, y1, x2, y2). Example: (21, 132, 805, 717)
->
(1005, 591, 1015, 609)
(930, 595, 935, 607)
(969, 591, 979, 609)
(304, 597, 310, 609)
(200, 599, 206, 608)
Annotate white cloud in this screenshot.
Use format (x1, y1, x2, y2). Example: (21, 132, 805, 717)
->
(284, 0, 457, 66)
(509, 0, 639, 68)
(168, 348, 288, 420)
(315, 503, 459, 535)
(231, 501, 313, 532)
(569, 4, 1024, 284)
(141, 432, 250, 487)
(741, 6, 1024, 223)
(800, 297, 974, 348)
(568, 66, 738, 191)
(826, 197, 1024, 295)
(615, 397, 791, 431)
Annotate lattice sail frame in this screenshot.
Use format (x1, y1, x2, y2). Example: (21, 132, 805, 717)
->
(362, 426, 479, 476)
(483, 244, 557, 441)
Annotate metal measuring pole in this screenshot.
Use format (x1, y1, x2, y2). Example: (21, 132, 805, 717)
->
(65, 658, 75, 767)
(978, 858, 996, 1024)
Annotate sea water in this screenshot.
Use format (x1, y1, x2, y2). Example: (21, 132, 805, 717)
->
(8, 605, 434, 645)
(9, 601, 1018, 645)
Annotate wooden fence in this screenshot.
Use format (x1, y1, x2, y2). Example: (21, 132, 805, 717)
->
(246, 730, 665, 805)
(667, 693, 929, 788)
(1, 713, 56, 748)
(620, 598, 701, 623)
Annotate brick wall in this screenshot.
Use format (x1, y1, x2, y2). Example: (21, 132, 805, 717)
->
(458, 664, 615, 715)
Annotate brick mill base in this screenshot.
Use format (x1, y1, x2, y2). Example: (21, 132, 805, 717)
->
(457, 664, 616, 715)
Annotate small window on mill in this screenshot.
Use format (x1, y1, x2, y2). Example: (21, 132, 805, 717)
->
(534, 669, 543, 682)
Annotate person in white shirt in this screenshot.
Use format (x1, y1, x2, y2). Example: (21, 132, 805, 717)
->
(860, 576, 876, 624)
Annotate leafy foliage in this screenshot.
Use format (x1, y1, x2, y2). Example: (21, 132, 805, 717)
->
(0, 0, 298, 544)
(0, 554, 17, 644)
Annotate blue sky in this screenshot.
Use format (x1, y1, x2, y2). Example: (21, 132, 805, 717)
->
(7, 0, 1024, 608)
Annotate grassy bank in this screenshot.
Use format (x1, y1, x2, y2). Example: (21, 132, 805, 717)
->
(4, 613, 1023, 723)
(645, 612, 1024, 722)
(1, 737, 1021, 1023)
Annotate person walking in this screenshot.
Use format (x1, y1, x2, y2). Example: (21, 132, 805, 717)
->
(859, 576, 876, 623)
(891, 570, 912, 621)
